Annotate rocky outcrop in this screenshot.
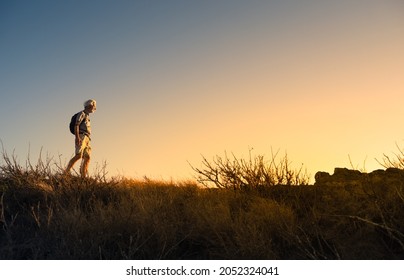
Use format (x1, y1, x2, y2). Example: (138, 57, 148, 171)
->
(314, 167, 404, 187)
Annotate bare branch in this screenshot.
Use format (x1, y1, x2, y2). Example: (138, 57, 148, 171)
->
(189, 149, 310, 190)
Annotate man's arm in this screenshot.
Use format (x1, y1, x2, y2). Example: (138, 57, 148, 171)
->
(75, 124, 81, 146)
(75, 112, 84, 146)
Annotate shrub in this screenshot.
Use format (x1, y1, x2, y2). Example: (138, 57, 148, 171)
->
(190, 149, 310, 190)
(377, 142, 404, 169)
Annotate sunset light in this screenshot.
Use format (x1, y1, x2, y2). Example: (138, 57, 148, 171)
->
(1, 0, 403, 180)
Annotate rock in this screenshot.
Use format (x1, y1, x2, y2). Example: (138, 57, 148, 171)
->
(314, 167, 404, 187)
(314, 171, 330, 183)
(333, 168, 361, 178)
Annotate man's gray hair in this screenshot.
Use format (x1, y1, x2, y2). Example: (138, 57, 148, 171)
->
(84, 99, 96, 108)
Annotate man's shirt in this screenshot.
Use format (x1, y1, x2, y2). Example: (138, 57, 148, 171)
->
(76, 111, 91, 136)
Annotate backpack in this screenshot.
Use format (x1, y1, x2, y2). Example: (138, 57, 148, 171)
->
(69, 112, 83, 135)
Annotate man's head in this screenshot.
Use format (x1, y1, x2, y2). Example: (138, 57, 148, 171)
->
(84, 99, 96, 113)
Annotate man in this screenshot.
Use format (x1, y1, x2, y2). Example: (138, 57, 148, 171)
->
(65, 99, 97, 177)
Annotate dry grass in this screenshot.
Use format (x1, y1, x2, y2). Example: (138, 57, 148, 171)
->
(0, 151, 403, 259)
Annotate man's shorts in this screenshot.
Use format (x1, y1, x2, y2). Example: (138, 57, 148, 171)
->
(75, 134, 91, 158)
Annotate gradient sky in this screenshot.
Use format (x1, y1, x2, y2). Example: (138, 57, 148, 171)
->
(1, 0, 403, 181)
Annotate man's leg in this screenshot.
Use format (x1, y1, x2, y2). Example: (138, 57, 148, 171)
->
(80, 154, 90, 177)
(66, 154, 82, 174)
(67, 134, 87, 175)
(80, 139, 91, 178)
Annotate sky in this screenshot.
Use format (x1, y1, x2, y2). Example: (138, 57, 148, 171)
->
(1, 0, 404, 182)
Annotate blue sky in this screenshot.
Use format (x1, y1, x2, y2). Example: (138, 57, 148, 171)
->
(1, 1, 404, 180)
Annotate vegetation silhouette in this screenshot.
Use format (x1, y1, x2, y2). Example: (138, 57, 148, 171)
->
(0, 149, 403, 259)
